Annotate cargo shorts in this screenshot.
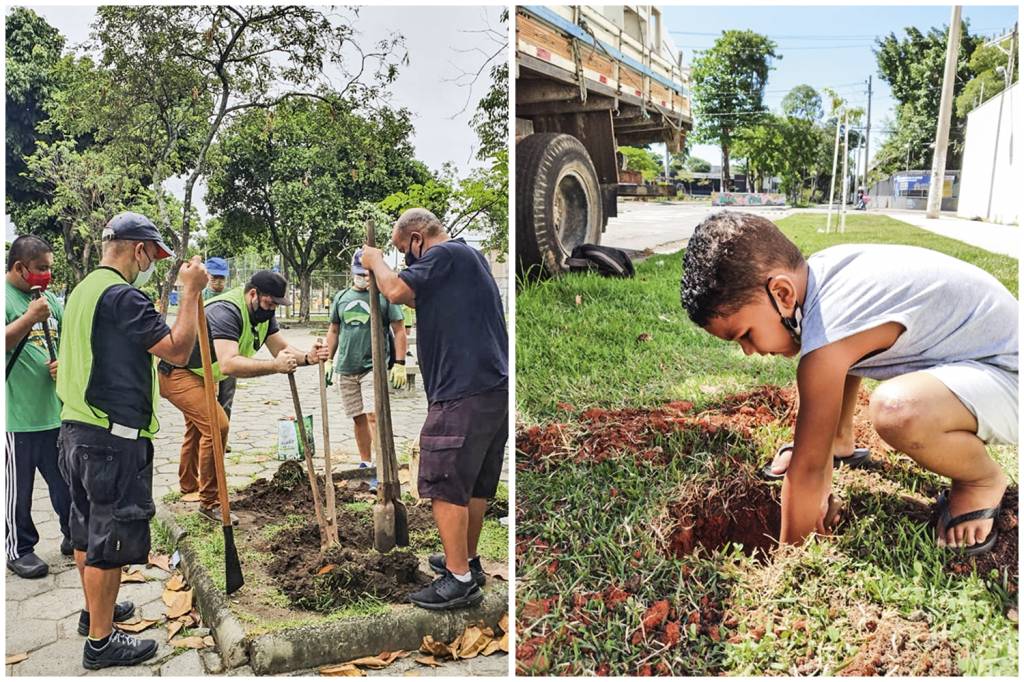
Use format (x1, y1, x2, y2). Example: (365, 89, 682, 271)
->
(58, 421, 156, 569)
(418, 389, 508, 506)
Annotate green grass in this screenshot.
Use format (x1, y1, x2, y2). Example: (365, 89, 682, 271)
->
(516, 213, 1019, 675)
(516, 214, 1018, 423)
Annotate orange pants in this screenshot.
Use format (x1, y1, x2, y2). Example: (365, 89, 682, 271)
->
(158, 368, 228, 508)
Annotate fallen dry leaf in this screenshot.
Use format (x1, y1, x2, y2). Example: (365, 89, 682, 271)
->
(6, 653, 28, 665)
(148, 553, 172, 572)
(415, 655, 442, 667)
(498, 613, 508, 634)
(169, 635, 207, 649)
(498, 632, 509, 653)
(317, 564, 336, 576)
(343, 655, 391, 670)
(120, 569, 145, 584)
(320, 663, 364, 676)
(166, 589, 193, 619)
(117, 618, 159, 634)
(482, 639, 502, 656)
(419, 635, 451, 659)
(165, 574, 187, 591)
(203, 636, 215, 647)
(167, 620, 185, 640)
(453, 625, 492, 659)
(575, 294, 582, 306)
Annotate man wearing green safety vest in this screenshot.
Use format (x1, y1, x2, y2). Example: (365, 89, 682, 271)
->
(57, 212, 208, 669)
(158, 270, 329, 522)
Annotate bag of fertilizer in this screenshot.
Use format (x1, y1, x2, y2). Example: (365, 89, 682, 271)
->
(277, 415, 314, 461)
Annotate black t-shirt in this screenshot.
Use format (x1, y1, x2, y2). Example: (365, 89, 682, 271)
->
(89, 269, 171, 429)
(398, 238, 508, 402)
(185, 300, 279, 369)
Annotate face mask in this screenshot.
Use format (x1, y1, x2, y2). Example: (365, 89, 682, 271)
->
(404, 234, 422, 267)
(352, 274, 369, 289)
(132, 249, 155, 288)
(250, 299, 275, 324)
(20, 266, 52, 291)
(765, 278, 803, 342)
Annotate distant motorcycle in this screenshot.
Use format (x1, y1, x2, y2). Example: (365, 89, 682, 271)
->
(854, 189, 869, 211)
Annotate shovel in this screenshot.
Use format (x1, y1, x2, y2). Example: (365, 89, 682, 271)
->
(366, 220, 409, 552)
(288, 371, 332, 550)
(195, 302, 244, 594)
(30, 287, 57, 362)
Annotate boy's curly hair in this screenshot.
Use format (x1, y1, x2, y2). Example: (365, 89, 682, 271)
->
(680, 211, 805, 327)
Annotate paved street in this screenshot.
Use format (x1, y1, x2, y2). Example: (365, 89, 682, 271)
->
(601, 199, 1016, 259)
(5, 325, 507, 676)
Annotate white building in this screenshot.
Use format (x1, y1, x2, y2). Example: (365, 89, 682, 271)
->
(957, 81, 1019, 225)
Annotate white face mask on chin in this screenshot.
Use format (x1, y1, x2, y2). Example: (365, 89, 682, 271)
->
(133, 254, 156, 288)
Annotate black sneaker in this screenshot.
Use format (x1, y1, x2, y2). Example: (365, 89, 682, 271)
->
(408, 571, 484, 610)
(61, 536, 74, 557)
(427, 554, 486, 587)
(82, 630, 158, 670)
(7, 552, 48, 579)
(77, 601, 136, 636)
(198, 505, 239, 525)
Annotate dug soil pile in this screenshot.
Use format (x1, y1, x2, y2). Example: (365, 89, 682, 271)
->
(839, 615, 961, 676)
(233, 461, 432, 612)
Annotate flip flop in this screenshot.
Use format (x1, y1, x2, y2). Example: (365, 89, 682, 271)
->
(933, 490, 999, 556)
(760, 443, 871, 480)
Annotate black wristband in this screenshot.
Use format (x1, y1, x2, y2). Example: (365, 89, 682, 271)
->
(395, 360, 406, 366)
(304, 353, 310, 366)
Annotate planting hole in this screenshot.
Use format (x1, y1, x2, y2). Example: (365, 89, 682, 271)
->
(668, 479, 780, 558)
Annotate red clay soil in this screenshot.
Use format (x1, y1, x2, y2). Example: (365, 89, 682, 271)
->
(838, 616, 961, 676)
(668, 477, 781, 558)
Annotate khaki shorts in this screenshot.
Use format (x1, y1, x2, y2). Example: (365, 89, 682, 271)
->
(923, 361, 1018, 445)
(337, 371, 375, 418)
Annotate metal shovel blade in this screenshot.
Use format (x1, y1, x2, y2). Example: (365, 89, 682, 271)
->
(373, 499, 396, 553)
(223, 525, 245, 594)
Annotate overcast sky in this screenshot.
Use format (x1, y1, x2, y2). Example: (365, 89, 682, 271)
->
(6, 4, 507, 238)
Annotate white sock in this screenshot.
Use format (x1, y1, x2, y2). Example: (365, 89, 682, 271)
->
(452, 570, 473, 583)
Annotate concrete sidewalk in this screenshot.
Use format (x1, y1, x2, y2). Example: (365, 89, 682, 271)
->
(879, 209, 1019, 259)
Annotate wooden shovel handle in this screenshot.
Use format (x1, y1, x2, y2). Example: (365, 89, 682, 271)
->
(195, 302, 232, 526)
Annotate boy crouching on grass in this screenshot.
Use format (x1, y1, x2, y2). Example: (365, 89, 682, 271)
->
(679, 211, 1018, 554)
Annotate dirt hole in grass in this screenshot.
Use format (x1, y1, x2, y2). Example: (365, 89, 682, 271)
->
(233, 461, 434, 613)
(668, 476, 781, 558)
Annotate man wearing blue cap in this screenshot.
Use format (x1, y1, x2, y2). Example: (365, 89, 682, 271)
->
(57, 211, 208, 669)
(325, 249, 407, 490)
(203, 257, 229, 301)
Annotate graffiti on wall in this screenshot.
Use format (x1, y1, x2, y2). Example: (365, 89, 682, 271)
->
(711, 192, 786, 207)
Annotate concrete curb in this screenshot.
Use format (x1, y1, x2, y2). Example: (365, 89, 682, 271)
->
(248, 589, 507, 675)
(154, 508, 250, 669)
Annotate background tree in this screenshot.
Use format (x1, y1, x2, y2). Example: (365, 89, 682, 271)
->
(955, 35, 1018, 117)
(690, 30, 779, 190)
(781, 84, 823, 122)
(90, 5, 406, 311)
(873, 21, 981, 176)
(618, 146, 662, 181)
(206, 100, 427, 320)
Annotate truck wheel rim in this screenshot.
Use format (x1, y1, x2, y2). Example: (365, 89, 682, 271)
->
(553, 170, 591, 256)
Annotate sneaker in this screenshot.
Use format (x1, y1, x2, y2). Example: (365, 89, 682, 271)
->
(7, 552, 48, 579)
(60, 536, 74, 557)
(77, 601, 136, 636)
(428, 554, 486, 587)
(408, 571, 484, 610)
(82, 630, 158, 670)
(368, 478, 378, 493)
(199, 505, 239, 525)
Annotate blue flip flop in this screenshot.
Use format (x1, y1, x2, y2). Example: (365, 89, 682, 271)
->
(760, 443, 871, 480)
(933, 490, 999, 556)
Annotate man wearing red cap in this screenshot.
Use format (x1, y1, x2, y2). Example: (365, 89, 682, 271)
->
(57, 211, 207, 669)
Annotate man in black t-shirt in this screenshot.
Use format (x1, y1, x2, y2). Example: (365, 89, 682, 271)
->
(361, 208, 508, 611)
(158, 271, 328, 521)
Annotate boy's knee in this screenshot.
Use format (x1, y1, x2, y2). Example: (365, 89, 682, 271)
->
(868, 386, 928, 448)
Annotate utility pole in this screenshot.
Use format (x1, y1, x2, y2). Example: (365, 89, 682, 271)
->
(926, 6, 962, 219)
(863, 75, 872, 194)
(825, 110, 842, 233)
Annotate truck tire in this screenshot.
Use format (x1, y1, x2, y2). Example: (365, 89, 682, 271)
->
(517, 133, 604, 278)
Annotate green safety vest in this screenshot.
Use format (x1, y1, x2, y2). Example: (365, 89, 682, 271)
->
(188, 287, 271, 383)
(57, 268, 160, 438)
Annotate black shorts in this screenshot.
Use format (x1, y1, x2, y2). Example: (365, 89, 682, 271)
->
(418, 389, 508, 506)
(58, 421, 156, 569)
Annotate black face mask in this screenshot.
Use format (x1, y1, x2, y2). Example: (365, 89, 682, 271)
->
(250, 299, 275, 324)
(765, 278, 803, 342)
(404, 234, 423, 267)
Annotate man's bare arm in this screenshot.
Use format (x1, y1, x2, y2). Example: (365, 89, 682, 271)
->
(148, 288, 200, 366)
(326, 322, 340, 364)
(391, 319, 408, 358)
(216, 337, 292, 378)
(372, 267, 415, 306)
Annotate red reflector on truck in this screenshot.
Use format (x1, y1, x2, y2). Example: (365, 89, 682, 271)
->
(536, 47, 551, 61)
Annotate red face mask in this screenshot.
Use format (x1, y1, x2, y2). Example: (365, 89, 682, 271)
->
(21, 268, 52, 291)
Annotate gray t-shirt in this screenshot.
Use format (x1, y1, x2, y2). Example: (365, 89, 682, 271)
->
(800, 244, 1018, 380)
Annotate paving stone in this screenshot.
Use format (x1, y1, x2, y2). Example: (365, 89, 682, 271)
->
(8, 635, 88, 676)
(4, 573, 55, 601)
(21, 587, 83, 620)
(225, 664, 254, 676)
(54, 566, 84, 589)
(159, 649, 204, 676)
(5, 618, 59, 653)
(116, 579, 166, 607)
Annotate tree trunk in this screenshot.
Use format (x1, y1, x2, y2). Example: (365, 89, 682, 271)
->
(299, 269, 312, 323)
(721, 141, 732, 192)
